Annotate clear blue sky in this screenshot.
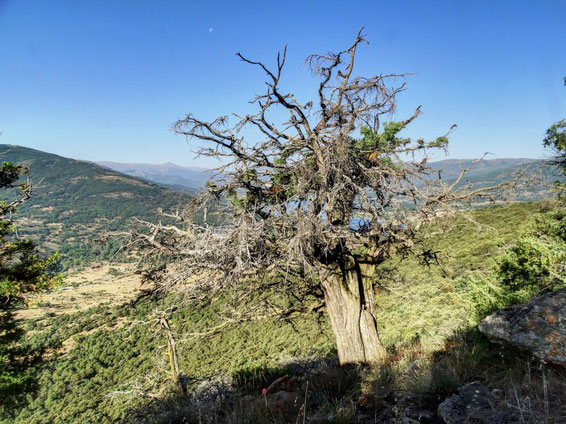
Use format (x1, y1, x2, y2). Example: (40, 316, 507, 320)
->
(1, 0, 565, 167)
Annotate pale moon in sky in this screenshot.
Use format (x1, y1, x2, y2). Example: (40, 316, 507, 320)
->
(208, 27, 214, 33)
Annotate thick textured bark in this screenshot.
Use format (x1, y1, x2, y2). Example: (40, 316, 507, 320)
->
(317, 260, 386, 365)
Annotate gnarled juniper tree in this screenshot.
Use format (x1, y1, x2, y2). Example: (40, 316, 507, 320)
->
(125, 30, 508, 365)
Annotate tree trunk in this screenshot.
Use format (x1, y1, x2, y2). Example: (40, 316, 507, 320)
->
(317, 260, 386, 365)
(160, 317, 186, 395)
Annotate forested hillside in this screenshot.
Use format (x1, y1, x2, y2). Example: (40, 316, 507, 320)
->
(0, 145, 190, 268)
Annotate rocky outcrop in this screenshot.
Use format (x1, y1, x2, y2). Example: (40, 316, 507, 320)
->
(479, 288, 566, 366)
(437, 382, 516, 424)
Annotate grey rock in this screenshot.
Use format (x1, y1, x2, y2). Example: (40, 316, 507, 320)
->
(191, 374, 233, 402)
(404, 405, 435, 421)
(479, 288, 566, 366)
(437, 382, 497, 424)
(438, 382, 520, 424)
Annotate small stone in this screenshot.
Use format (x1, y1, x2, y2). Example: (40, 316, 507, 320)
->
(491, 389, 504, 400)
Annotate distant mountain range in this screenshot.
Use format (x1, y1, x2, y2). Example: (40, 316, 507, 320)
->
(431, 158, 564, 197)
(96, 161, 214, 192)
(98, 157, 559, 194)
(429, 157, 544, 180)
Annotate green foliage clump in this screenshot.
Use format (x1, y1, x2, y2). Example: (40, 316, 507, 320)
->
(0, 160, 61, 406)
(0, 161, 61, 306)
(496, 204, 566, 298)
(544, 119, 566, 170)
(353, 125, 410, 167)
(353, 124, 448, 168)
(543, 77, 566, 196)
(359, 123, 410, 151)
(0, 239, 61, 305)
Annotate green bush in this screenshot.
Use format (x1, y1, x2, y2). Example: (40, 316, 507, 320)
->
(497, 204, 566, 296)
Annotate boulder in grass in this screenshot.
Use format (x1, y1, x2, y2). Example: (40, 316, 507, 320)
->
(479, 288, 566, 366)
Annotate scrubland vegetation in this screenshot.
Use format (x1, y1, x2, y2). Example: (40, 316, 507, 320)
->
(2, 199, 564, 423)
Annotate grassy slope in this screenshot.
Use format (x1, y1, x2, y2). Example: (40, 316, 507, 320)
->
(0, 145, 189, 268)
(0, 201, 547, 424)
(378, 202, 544, 346)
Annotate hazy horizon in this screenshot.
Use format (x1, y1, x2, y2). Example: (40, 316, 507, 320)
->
(1, 142, 550, 170)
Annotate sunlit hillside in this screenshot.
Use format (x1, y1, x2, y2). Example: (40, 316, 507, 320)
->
(0, 145, 189, 268)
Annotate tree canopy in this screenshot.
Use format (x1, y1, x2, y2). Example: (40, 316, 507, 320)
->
(543, 77, 566, 198)
(0, 157, 61, 401)
(0, 161, 60, 309)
